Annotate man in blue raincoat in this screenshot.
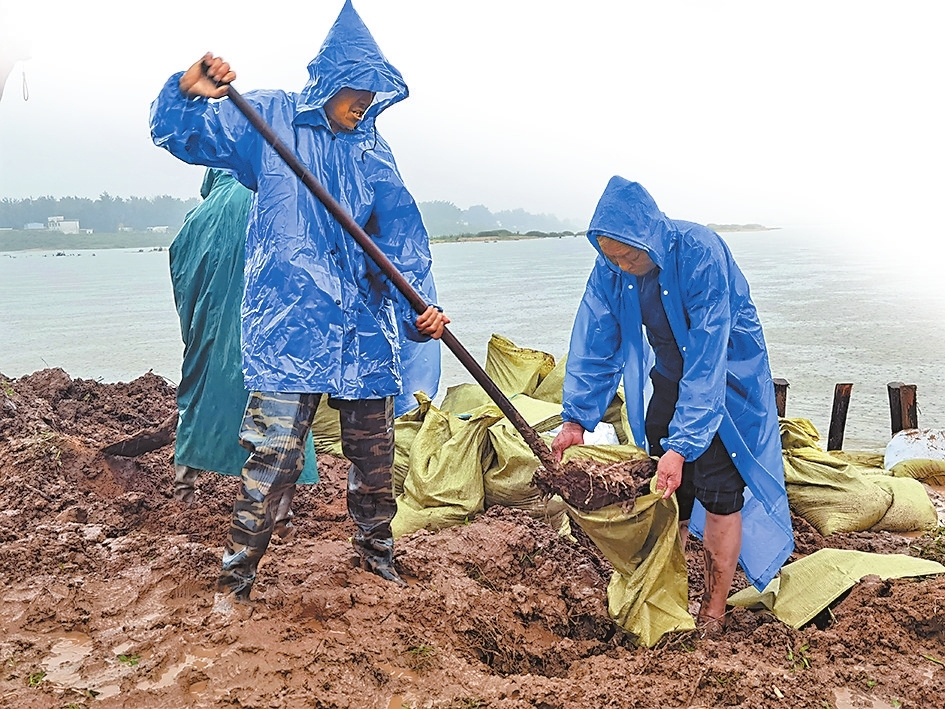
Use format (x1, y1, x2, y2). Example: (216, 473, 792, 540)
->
(150, 0, 448, 597)
(552, 177, 793, 632)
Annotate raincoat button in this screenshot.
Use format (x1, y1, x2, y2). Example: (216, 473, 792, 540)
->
(628, 284, 634, 290)
(682, 346, 687, 352)
(335, 299, 341, 305)
(731, 452, 737, 458)
(663, 290, 669, 296)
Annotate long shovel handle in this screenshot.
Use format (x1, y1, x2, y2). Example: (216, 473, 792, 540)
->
(224, 86, 557, 470)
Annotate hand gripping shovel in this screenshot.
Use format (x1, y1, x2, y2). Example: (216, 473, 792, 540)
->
(224, 85, 558, 471)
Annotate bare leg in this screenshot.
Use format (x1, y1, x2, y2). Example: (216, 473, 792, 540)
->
(699, 510, 742, 626)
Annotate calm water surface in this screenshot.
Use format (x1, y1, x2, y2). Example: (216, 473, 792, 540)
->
(1, 228, 942, 451)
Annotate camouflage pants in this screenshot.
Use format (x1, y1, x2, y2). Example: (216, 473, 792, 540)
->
(218, 392, 395, 597)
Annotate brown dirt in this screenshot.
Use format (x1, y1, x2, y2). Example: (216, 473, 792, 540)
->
(0, 368, 943, 709)
(533, 458, 656, 512)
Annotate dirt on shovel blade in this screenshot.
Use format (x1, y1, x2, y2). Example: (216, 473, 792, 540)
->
(534, 457, 657, 511)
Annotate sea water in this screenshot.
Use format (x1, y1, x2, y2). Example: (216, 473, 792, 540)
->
(1, 228, 942, 451)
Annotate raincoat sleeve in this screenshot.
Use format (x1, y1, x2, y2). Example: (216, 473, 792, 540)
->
(149, 72, 264, 191)
(663, 245, 730, 461)
(561, 258, 628, 431)
(361, 143, 436, 341)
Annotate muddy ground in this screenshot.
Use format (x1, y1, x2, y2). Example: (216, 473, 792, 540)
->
(1, 369, 944, 709)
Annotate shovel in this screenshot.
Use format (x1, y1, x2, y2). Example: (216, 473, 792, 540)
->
(222, 84, 558, 470)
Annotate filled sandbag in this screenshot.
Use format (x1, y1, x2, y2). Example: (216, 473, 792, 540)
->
(484, 419, 570, 535)
(484, 333, 556, 396)
(392, 404, 502, 537)
(558, 446, 692, 647)
(869, 475, 939, 532)
(781, 419, 892, 535)
(392, 394, 433, 495)
(884, 428, 945, 470)
(890, 458, 945, 486)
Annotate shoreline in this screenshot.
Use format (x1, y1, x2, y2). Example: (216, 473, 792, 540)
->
(1, 225, 780, 253)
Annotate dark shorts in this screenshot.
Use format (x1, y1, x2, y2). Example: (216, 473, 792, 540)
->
(645, 371, 745, 520)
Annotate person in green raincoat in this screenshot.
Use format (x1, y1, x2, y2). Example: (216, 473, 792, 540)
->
(169, 168, 318, 540)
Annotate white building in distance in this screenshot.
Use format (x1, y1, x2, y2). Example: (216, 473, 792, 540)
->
(47, 216, 80, 234)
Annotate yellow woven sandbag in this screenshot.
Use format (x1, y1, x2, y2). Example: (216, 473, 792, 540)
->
(831, 450, 885, 469)
(531, 354, 633, 445)
(781, 419, 892, 535)
(784, 449, 892, 535)
(392, 394, 433, 496)
(484, 418, 570, 535)
(484, 333, 556, 396)
(392, 404, 502, 538)
(556, 445, 691, 646)
(531, 353, 565, 405)
(729, 549, 945, 629)
(890, 459, 945, 486)
(870, 476, 939, 532)
(310, 397, 343, 456)
(560, 446, 692, 647)
(780, 417, 822, 450)
(440, 382, 492, 415)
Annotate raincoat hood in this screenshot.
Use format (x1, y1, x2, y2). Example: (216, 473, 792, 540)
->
(199, 168, 232, 199)
(587, 176, 675, 271)
(295, 0, 408, 134)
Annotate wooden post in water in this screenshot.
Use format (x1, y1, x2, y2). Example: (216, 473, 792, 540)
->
(827, 383, 853, 451)
(887, 382, 918, 435)
(773, 378, 790, 417)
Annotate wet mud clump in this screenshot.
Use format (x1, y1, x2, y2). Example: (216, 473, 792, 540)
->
(534, 457, 657, 511)
(1, 368, 944, 709)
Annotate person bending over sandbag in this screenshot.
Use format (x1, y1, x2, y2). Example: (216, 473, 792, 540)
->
(151, 0, 448, 598)
(552, 177, 794, 634)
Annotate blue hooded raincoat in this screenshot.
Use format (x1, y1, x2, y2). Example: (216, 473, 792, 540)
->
(562, 177, 794, 589)
(150, 0, 439, 410)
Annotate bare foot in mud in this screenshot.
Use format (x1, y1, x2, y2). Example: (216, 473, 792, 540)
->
(696, 608, 731, 638)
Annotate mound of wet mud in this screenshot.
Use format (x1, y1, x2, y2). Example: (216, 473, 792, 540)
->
(1, 368, 943, 709)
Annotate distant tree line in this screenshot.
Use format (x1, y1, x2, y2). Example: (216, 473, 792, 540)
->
(418, 200, 582, 237)
(0, 194, 200, 233)
(0, 194, 581, 238)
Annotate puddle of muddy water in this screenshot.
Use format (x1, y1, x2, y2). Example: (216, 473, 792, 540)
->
(40, 632, 123, 700)
(42, 632, 93, 689)
(377, 663, 420, 682)
(834, 686, 894, 709)
(135, 649, 217, 691)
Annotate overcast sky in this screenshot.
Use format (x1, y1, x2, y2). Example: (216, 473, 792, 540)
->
(1, 0, 942, 241)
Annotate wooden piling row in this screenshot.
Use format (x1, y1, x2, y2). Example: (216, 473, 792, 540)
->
(772, 379, 919, 450)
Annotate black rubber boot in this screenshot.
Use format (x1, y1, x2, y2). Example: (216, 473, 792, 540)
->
(271, 486, 297, 540)
(172, 464, 201, 503)
(217, 552, 255, 601)
(353, 534, 406, 587)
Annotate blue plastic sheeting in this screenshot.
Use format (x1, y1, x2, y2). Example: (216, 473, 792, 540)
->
(170, 169, 319, 482)
(562, 176, 794, 590)
(151, 0, 440, 405)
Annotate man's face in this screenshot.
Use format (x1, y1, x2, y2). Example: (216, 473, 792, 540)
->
(324, 88, 375, 133)
(598, 236, 656, 276)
